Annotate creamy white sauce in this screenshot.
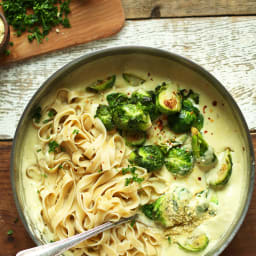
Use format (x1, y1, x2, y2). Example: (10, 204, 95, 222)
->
(19, 54, 249, 255)
(0, 17, 4, 44)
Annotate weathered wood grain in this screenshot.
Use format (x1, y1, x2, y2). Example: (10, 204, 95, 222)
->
(123, 0, 256, 19)
(0, 0, 125, 65)
(0, 17, 256, 139)
(0, 141, 34, 256)
(0, 135, 255, 255)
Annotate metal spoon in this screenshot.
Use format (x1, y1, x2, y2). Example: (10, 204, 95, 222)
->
(16, 215, 136, 256)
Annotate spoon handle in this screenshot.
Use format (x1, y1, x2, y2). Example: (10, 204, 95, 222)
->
(16, 216, 135, 256)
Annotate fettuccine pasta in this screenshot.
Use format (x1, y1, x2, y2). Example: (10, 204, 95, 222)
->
(26, 89, 167, 256)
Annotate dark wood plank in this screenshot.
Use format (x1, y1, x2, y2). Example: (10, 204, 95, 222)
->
(0, 136, 255, 255)
(0, 0, 125, 65)
(0, 141, 34, 256)
(123, 0, 256, 19)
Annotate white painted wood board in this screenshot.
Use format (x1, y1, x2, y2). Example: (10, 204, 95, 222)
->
(0, 16, 256, 139)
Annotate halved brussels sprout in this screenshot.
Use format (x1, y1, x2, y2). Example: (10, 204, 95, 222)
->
(180, 89, 200, 104)
(155, 83, 182, 114)
(95, 104, 114, 131)
(191, 189, 218, 216)
(191, 127, 217, 168)
(112, 104, 152, 132)
(123, 73, 146, 86)
(129, 145, 164, 171)
(106, 92, 129, 108)
(87, 75, 116, 92)
(131, 89, 159, 120)
(123, 131, 146, 147)
(178, 233, 209, 252)
(168, 99, 204, 133)
(207, 148, 233, 188)
(141, 187, 193, 227)
(165, 147, 194, 176)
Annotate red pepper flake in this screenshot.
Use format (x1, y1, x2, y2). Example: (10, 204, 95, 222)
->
(150, 78, 153, 81)
(212, 100, 217, 106)
(204, 130, 208, 134)
(120, 150, 123, 153)
(198, 177, 202, 181)
(174, 176, 177, 180)
(164, 98, 177, 110)
(157, 119, 163, 131)
(147, 72, 151, 77)
(203, 105, 207, 114)
(127, 92, 130, 96)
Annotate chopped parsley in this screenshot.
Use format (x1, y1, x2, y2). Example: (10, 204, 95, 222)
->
(72, 129, 79, 135)
(168, 236, 172, 245)
(7, 230, 13, 236)
(36, 149, 42, 152)
(14, 218, 19, 224)
(32, 106, 42, 123)
(48, 141, 59, 153)
(58, 164, 63, 169)
(122, 166, 136, 175)
(4, 49, 10, 56)
(122, 166, 144, 186)
(98, 169, 103, 173)
(42, 173, 48, 178)
(48, 109, 57, 118)
(130, 219, 136, 228)
(125, 177, 133, 186)
(43, 119, 51, 124)
(1, 0, 72, 44)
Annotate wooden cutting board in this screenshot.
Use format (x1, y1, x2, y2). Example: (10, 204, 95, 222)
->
(0, 135, 256, 255)
(0, 0, 125, 65)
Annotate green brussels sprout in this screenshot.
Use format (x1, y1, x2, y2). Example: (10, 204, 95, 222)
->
(106, 92, 129, 108)
(178, 233, 209, 252)
(168, 99, 204, 133)
(123, 73, 146, 86)
(180, 89, 200, 104)
(122, 131, 146, 147)
(155, 83, 182, 114)
(207, 148, 233, 188)
(129, 145, 164, 171)
(87, 75, 116, 92)
(112, 104, 152, 132)
(191, 127, 217, 167)
(172, 187, 192, 202)
(141, 187, 193, 228)
(131, 89, 159, 120)
(165, 147, 194, 176)
(131, 89, 154, 105)
(95, 105, 114, 131)
(193, 190, 216, 214)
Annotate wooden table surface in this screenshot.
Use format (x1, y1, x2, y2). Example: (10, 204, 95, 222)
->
(0, 1, 256, 255)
